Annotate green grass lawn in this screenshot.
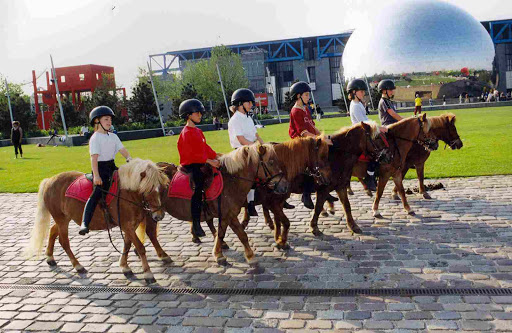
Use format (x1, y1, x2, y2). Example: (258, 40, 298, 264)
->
(1, 106, 511, 193)
(394, 75, 457, 87)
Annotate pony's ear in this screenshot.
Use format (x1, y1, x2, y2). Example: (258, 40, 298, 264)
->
(450, 115, 456, 124)
(140, 171, 147, 179)
(258, 144, 266, 155)
(421, 113, 427, 122)
(360, 121, 371, 132)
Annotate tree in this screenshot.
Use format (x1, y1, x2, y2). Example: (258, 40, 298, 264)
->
(0, 77, 37, 138)
(52, 98, 87, 129)
(82, 74, 126, 125)
(128, 80, 158, 125)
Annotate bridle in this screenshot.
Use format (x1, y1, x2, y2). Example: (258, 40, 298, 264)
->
(304, 140, 328, 184)
(391, 117, 438, 152)
(443, 120, 461, 150)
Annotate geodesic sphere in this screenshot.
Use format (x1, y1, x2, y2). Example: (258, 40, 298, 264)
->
(342, 0, 495, 78)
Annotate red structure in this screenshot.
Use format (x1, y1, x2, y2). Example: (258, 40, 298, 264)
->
(32, 64, 127, 130)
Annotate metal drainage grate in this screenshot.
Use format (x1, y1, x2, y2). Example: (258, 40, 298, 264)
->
(1, 284, 512, 297)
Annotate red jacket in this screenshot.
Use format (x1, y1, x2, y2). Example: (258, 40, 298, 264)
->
(178, 126, 217, 165)
(289, 106, 317, 139)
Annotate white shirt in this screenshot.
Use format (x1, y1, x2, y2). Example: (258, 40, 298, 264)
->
(228, 111, 258, 149)
(350, 100, 369, 124)
(89, 132, 124, 161)
(81, 126, 89, 134)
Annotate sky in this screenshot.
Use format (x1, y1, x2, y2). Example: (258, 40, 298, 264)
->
(1, 0, 511, 95)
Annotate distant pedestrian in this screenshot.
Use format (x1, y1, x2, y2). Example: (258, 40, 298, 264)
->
(80, 124, 90, 139)
(414, 94, 422, 115)
(429, 97, 433, 106)
(459, 94, 463, 104)
(213, 116, 221, 130)
(443, 95, 446, 106)
(47, 128, 59, 146)
(11, 121, 23, 158)
(464, 93, 469, 104)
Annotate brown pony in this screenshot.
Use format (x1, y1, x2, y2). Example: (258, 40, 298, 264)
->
(233, 136, 332, 249)
(390, 113, 462, 200)
(138, 144, 289, 269)
(24, 159, 169, 284)
(352, 114, 438, 217)
(307, 121, 387, 236)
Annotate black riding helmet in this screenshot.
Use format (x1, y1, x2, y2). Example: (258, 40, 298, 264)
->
(347, 79, 367, 93)
(378, 79, 396, 92)
(231, 88, 255, 106)
(89, 106, 115, 126)
(179, 99, 205, 120)
(290, 81, 311, 100)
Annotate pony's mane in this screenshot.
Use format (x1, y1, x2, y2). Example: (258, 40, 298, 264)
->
(118, 158, 169, 194)
(275, 137, 318, 180)
(337, 120, 380, 139)
(389, 115, 431, 133)
(220, 144, 275, 174)
(429, 113, 456, 129)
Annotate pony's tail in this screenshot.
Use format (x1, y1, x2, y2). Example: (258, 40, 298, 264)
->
(25, 178, 52, 259)
(136, 220, 147, 243)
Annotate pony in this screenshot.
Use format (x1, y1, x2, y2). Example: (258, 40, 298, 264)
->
(24, 158, 169, 284)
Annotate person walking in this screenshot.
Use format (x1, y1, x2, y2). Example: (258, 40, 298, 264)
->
(11, 121, 23, 159)
(414, 93, 422, 115)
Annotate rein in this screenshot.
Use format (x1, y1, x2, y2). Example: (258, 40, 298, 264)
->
(223, 153, 285, 189)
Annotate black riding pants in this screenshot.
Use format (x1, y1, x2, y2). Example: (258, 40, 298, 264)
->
(183, 163, 206, 224)
(82, 160, 117, 226)
(13, 143, 23, 156)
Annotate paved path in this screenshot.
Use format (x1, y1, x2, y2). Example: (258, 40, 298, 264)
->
(0, 176, 512, 332)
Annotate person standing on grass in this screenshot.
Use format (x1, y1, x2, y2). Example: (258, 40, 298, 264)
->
(11, 121, 23, 159)
(79, 106, 132, 235)
(414, 93, 422, 115)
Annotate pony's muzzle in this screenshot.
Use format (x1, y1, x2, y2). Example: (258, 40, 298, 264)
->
(152, 210, 165, 221)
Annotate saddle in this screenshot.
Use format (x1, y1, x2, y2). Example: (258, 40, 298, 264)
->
(168, 165, 223, 201)
(358, 132, 390, 162)
(65, 171, 119, 206)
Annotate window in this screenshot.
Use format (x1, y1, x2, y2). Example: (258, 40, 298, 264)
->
(79, 74, 85, 81)
(276, 61, 294, 84)
(329, 57, 341, 83)
(60, 76, 66, 83)
(96, 73, 99, 80)
(307, 66, 316, 83)
(506, 44, 512, 71)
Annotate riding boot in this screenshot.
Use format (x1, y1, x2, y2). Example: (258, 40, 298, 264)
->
(247, 201, 258, 216)
(79, 198, 95, 235)
(326, 194, 339, 202)
(283, 201, 295, 209)
(364, 174, 377, 191)
(301, 192, 315, 209)
(191, 201, 206, 238)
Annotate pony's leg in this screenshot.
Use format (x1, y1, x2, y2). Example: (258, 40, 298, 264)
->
(206, 218, 229, 250)
(372, 175, 390, 218)
(56, 219, 86, 273)
(124, 226, 156, 284)
(336, 187, 362, 234)
(309, 191, 329, 236)
(119, 236, 134, 277)
(347, 185, 354, 195)
(391, 167, 409, 200)
(45, 224, 59, 266)
(359, 177, 372, 197)
(228, 218, 260, 267)
(272, 204, 291, 250)
(145, 219, 172, 263)
(415, 163, 431, 199)
(263, 207, 275, 231)
(327, 199, 335, 215)
(241, 206, 250, 229)
(212, 216, 229, 265)
(271, 207, 282, 245)
(392, 173, 415, 215)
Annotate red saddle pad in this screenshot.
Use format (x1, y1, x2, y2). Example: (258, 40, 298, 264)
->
(168, 168, 223, 201)
(65, 172, 119, 206)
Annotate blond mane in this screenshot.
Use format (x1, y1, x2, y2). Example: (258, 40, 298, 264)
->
(429, 113, 456, 129)
(275, 137, 320, 180)
(118, 158, 169, 194)
(220, 143, 275, 174)
(337, 120, 380, 139)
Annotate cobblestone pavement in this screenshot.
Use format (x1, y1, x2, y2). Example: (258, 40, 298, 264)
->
(1, 176, 512, 332)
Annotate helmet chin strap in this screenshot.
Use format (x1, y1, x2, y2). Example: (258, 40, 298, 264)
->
(385, 90, 394, 99)
(97, 121, 110, 135)
(242, 104, 250, 117)
(299, 95, 308, 108)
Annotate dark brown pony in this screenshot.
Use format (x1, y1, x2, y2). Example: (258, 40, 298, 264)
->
(390, 113, 462, 200)
(306, 122, 387, 236)
(232, 136, 332, 249)
(25, 159, 169, 284)
(352, 114, 438, 217)
(138, 144, 289, 269)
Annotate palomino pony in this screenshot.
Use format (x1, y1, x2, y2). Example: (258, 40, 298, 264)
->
(235, 136, 332, 249)
(25, 158, 169, 284)
(138, 144, 289, 269)
(307, 121, 388, 236)
(390, 113, 462, 200)
(352, 114, 438, 217)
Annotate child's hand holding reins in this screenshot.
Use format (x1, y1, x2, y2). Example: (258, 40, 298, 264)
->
(93, 175, 103, 186)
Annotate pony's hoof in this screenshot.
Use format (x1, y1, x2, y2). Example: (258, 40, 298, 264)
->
(144, 273, 156, 284)
(347, 188, 354, 195)
(373, 210, 383, 218)
(192, 237, 201, 244)
(46, 257, 57, 267)
(391, 194, 400, 201)
(349, 225, 363, 234)
(75, 265, 87, 274)
(160, 256, 173, 264)
(216, 257, 228, 266)
(365, 190, 373, 197)
(311, 228, 323, 237)
(274, 243, 290, 251)
(221, 242, 230, 250)
(422, 193, 432, 200)
(123, 270, 134, 278)
(407, 210, 416, 216)
(321, 211, 329, 217)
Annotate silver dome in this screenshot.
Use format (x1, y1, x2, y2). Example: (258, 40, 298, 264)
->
(342, 0, 495, 78)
